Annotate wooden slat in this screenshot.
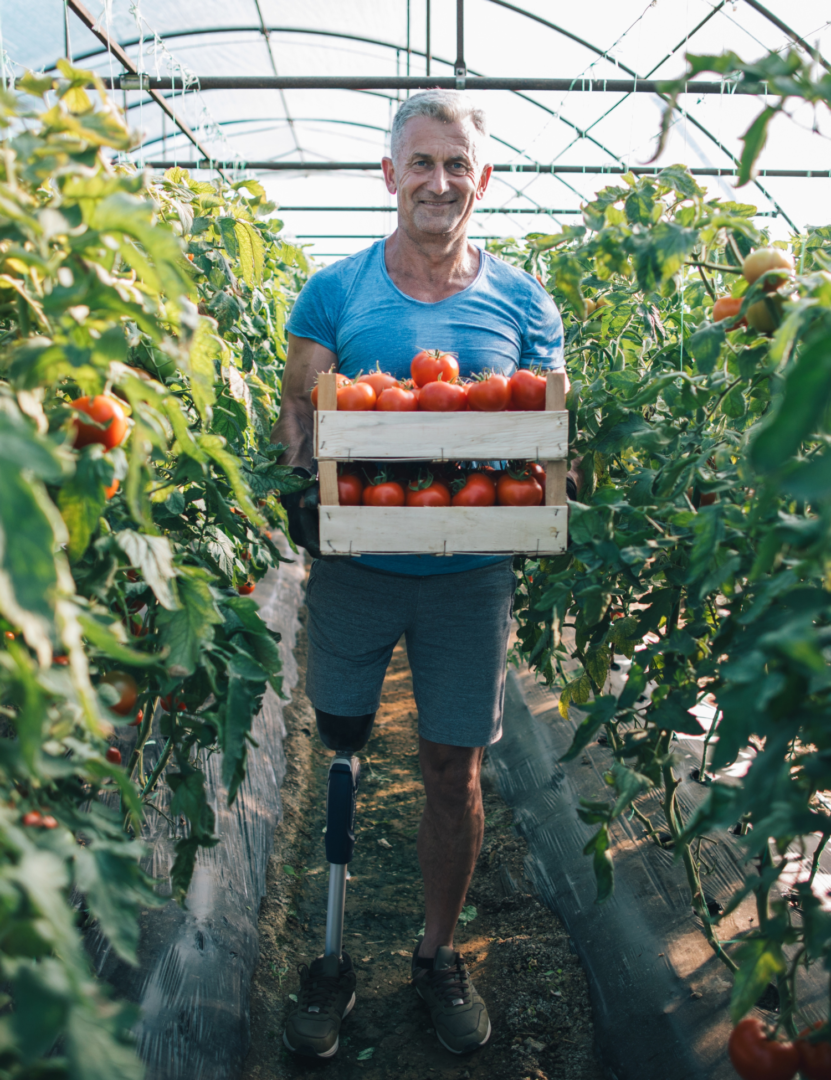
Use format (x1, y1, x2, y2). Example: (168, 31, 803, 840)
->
(315, 409, 568, 461)
(316, 373, 339, 505)
(318, 505, 568, 555)
(544, 371, 568, 507)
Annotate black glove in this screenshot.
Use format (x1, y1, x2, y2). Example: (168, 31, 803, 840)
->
(281, 468, 321, 559)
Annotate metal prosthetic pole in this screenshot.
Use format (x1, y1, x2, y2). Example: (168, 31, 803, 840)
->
(323, 755, 361, 958)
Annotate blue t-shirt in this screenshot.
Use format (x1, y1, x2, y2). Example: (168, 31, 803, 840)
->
(289, 239, 565, 576)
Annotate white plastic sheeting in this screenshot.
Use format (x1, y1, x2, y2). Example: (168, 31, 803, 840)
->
(3, 0, 830, 259)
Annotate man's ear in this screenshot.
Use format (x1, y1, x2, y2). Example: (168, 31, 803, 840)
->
(475, 163, 494, 200)
(381, 157, 397, 194)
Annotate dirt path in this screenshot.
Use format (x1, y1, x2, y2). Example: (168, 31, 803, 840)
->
(243, 611, 603, 1080)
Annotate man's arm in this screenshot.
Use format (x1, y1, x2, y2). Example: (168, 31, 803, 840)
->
(271, 333, 338, 467)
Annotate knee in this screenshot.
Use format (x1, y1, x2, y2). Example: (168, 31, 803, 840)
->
(315, 709, 376, 753)
(421, 746, 484, 812)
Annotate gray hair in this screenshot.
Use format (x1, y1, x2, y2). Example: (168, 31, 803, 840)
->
(390, 90, 490, 164)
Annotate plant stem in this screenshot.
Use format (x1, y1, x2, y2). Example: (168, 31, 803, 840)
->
(684, 261, 744, 274)
(140, 737, 174, 799)
(808, 832, 830, 886)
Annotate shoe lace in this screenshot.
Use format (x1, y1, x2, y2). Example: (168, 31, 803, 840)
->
(297, 963, 341, 1014)
(428, 955, 471, 1007)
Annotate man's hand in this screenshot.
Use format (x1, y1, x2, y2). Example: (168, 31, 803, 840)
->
(271, 334, 338, 467)
(282, 471, 322, 558)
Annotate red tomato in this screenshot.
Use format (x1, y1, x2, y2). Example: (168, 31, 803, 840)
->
(728, 1018, 799, 1080)
(375, 386, 418, 411)
(418, 381, 467, 412)
(406, 478, 451, 507)
(4, 631, 15, 641)
(22, 811, 43, 827)
(41, 815, 58, 829)
(237, 581, 256, 595)
(337, 382, 376, 411)
(451, 472, 496, 507)
(797, 1026, 831, 1080)
(362, 480, 405, 507)
(509, 369, 547, 411)
(496, 474, 543, 506)
(357, 370, 399, 396)
(100, 671, 138, 716)
(104, 477, 119, 499)
(467, 373, 511, 412)
(129, 709, 144, 728)
(527, 462, 546, 486)
(712, 296, 746, 329)
(411, 349, 459, 387)
(70, 395, 128, 451)
(338, 473, 364, 506)
(160, 693, 186, 712)
(105, 747, 122, 765)
(53, 654, 70, 666)
(310, 373, 351, 408)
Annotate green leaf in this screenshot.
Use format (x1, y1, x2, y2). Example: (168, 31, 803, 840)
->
(234, 220, 265, 288)
(57, 451, 110, 561)
(618, 663, 647, 709)
(77, 614, 161, 668)
(584, 644, 611, 690)
(156, 567, 223, 678)
(737, 107, 777, 187)
(561, 695, 617, 762)
(584, 825, 614, 903)
(688, 323, 726, 374)
(73, 843, 159, 963)
(114, 530, 179, 611)
(199, 434, 264, 524)
(730, 939, 785, 1022)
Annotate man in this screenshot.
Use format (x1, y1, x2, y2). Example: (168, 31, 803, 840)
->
(273, 90, 579, 1059)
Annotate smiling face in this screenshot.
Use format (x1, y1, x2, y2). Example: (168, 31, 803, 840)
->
(382, 115, 492, 240)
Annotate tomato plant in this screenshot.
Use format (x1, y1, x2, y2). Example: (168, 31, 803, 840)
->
(411, 348, 460, 387)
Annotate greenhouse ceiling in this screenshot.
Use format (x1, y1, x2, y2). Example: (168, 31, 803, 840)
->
(3, 0, 830, 261)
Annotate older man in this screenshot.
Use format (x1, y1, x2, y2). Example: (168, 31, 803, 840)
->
(274, 90, 576, 1058)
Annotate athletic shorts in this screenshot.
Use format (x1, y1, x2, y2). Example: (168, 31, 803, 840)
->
(304, 557, 517, 748)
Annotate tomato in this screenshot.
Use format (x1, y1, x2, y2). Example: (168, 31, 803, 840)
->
(105, 747, 122, 765)
(357, 370, 399, 396)
(362, 479, 405, 507)
(104, 477, 119, 499)
(712, 296, 746, 329)
(467, 373, 511, 412)
(451, 472, 496, 507)
(22, 811, 43, 827)
(497, 473, 543, 507)
(337, 381, 376, 411)
(411, 349, 459, 387)
(747, 295, 785, 335)
(687, 487, 717, 507)
(742, 247, 794, 291)
(797, 1025, 831, 1080)
(237, 581, 256, 595)
(129, 709, 144, 728)
(728, 1018, 798, 1080)
(527, 462, 546, 486)
(70, 395, 128, 451)
(100, 671, 138, 716)
(4, 631, 15, 641)
(406, 476, 451, 507)
(41, 815, 57, 829)
(418, 380, 467, 412)
(160, 693, 186, 712)
(311, 373, 351, 408)
(338, 472, 364, 506)
(376, 386, 418, 411)
(53, 654, 70, 665)
(509, 369, 547, 411)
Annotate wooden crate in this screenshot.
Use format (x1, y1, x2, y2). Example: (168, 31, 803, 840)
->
(314, 370, 569, 555)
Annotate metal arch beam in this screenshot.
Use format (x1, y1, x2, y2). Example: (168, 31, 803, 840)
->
(63, 0, 229, 180)
(63, 19, 796, 224)
(741, 0, 831, 72)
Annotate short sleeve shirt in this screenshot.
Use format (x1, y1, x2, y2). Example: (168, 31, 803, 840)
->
(288, 239, 564, 576)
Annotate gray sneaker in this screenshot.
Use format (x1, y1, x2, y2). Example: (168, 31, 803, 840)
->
(283, 951, 356, 1058)
(412, 943, 491, 1054)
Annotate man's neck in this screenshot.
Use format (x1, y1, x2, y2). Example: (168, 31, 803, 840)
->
(384, 226, 481, 304)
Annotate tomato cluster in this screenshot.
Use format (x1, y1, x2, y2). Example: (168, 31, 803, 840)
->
(311, 352, 551, 414)
(712, 246, 795, 335)
(728, 1018, 831, 1080)
(337, 461, 546, 508)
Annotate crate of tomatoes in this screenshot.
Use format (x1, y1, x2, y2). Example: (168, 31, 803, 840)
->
(313, 350, 569, 556)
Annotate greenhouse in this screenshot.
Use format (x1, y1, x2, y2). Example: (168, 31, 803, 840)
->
(0, 2, 830, 1080)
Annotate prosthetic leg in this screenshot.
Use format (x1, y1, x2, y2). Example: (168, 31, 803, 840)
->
(316, 709, 376, 958)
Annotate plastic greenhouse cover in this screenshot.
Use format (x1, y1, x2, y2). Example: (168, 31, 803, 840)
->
(3, 0, 830, 263)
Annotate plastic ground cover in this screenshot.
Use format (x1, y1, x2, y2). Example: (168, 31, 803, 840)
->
(85, 542, 306, 1080)
(487, 662, 830, 1080)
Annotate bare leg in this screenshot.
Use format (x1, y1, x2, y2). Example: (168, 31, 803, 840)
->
(416, 738, 485, 960)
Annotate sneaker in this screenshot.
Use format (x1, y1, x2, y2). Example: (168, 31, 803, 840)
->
(412, 943, 491, 1054)
(283, 951, 357, 1058)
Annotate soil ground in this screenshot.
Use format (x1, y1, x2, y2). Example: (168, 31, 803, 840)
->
(243, 609, 603, 1080)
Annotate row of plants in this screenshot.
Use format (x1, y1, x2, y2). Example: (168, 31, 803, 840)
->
(502, 47, 831, 1077)
(0, 65, 310, 1077)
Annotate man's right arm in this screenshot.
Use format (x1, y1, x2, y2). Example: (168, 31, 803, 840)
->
(270, 333, 338, 468)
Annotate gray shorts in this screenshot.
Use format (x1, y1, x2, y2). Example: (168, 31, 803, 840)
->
(304, 558, 517, 747)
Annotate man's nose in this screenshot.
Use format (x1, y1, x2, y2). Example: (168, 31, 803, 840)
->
(425, 164, 450, 194)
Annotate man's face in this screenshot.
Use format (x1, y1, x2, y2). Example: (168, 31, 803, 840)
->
(383, 115, 492, 239)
